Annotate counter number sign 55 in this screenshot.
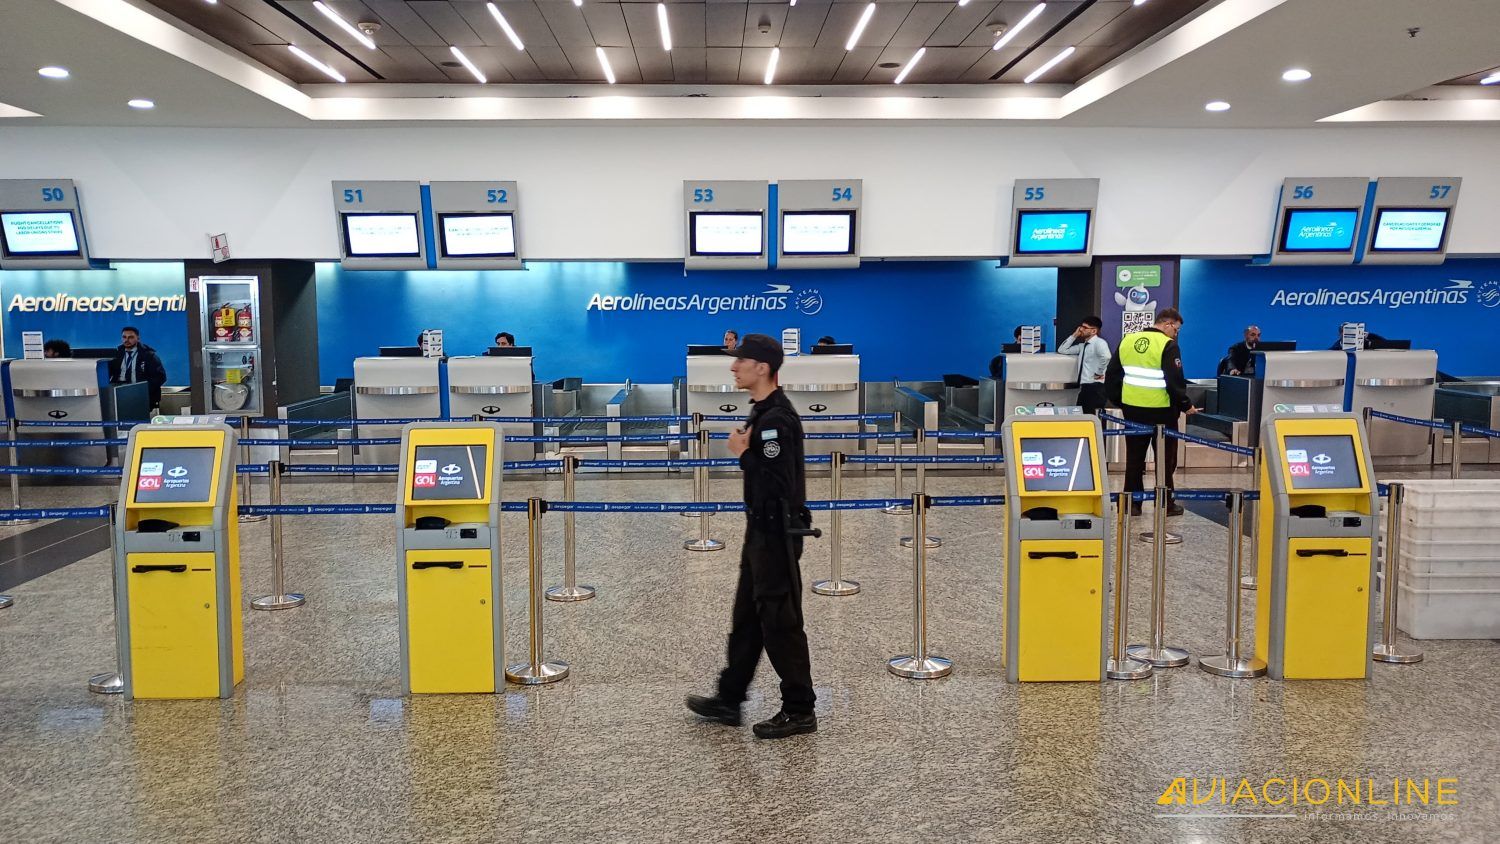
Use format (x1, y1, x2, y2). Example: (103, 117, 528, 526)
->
(1023, 186, 1045, 201)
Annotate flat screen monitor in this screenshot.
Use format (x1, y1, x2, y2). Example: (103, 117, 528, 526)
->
(486, 346, 532, 357)
(1283, 434, 1363, 491)
(689, 211, 763, 257)
(0, 211, 82, 257)
(687, 345, 727, 356)
(439, 212, 516, 258)
(810, 344, 854, 355)
(1017, 437, 1096, 493)
(133, 446, 218, 504)
(1001, 343, 1047, 354)
(379, 346, 423, 357)
(1014, 210, 1091, 255)
(1279, 208, 1359, 253)
(782, 211, 856, 256)
(1257, 341, 1298, 352)
(1367, 337, 1412, 351)
(1370, 208, 1450, 252)
(410, 444, 487, 501)
(343, 213, 421, 258)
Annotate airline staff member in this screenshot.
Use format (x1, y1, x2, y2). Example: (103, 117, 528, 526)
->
(1105, 308, 1198, 516)
(723, 329, 739, 350)
(108, 326, 167, 411)
(1227, 325, 1260, 375)
(494, 332, 515, 348)
(1057, 316, 1111, 414)
(687, 334, 817, 740)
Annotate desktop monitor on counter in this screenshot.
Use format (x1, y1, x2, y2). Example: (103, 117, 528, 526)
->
(810, 344, 854, 355)
(1257, 341, 1298, 352)
(686, 345, 728, 356)
(486, 346, 533, 357)
(379, 346, 423, 357)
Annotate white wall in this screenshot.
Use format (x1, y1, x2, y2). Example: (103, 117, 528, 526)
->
(2, 124, 1498, 260)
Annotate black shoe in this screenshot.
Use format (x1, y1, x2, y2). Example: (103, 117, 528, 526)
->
(1167, 503, 1185, 517)
(1129, 501, 1142, 517)
(752, 711, 817, 739)
(685, 694, 741, 726)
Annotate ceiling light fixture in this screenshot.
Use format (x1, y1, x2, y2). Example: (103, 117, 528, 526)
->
(573, 0, 582, 6)
(596, 46, 616, 84)
(486, 3, 525, 51)
(1480, 72, 1500, 85)
(1134, 0, 1149, 6)
(1205, 100, 1231, 111)
(765, 47, 780, 85)
(314, 1, 376, 50)
(1282, 67, 1311, 82)
(993, 3, 1046, 51)
(37, 66, 70, 79)
(893, 47, 926, 84)
(846, 3, 875, 51)
(288, 45, 346, 82)
(1023, 45, 1074, 83)
(449, 46, 487, 83)
(959, 0, 971, 6)
(127, 98, 155, 109)
(657, 3, 671, 51)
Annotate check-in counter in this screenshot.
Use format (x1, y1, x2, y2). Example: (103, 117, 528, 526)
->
(1247, 351, 1349, 447)
(1347, 350, 1437, 463)
(354, 357, 442, 465)
(989, 354, 1080, 418)
(5, 358, 136, 467)
(781, 354, 860, 456)
(1434, 380, 1500, 465)
(685, 352, 747, 459)
(446, 355, 535, 464)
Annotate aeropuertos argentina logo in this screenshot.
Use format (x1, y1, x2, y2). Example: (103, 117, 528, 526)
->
(587, 284, 824, 316)
(1270, 279, 1474, 310)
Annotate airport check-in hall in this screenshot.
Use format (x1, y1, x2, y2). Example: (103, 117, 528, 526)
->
(2, 0, 1500, 841)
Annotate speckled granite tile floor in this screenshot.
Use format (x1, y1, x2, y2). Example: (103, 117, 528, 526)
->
(1, 467, 1497, 843)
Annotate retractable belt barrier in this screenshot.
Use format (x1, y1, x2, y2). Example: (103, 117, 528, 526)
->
(922, 430, 1005, 440)
(1163, 427, 1257, 457)
(8, 438, 129, 448)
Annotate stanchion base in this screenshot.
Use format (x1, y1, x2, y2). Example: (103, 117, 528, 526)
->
(88, 672, 124, 695)
(680, 512, 698, 518)
(1106, 657, 1153, 680)
(882, 504, 912, 515)
(251, 593, 306, 611)
(683, 538, 725, 552)
(1125, 644, 1191, 668)
(1198, 654, 1267, 678)
(546, 584, 597, 602)
(1373, 644, 1424, 664)
(1240, 576, 1258, 590)
(811, 579, 860, 596)
(0, 519, 37, 527)
(887, 654, 952, 679)
(1138, 531, 1184, 545)
(899, 535, 943, 549)
(238, 514, 268, 524)
(505, 660, 570, 685)
(0, 594, 12, 610)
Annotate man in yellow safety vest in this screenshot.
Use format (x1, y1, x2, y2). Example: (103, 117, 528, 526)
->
(1105, 308, 1199, 515)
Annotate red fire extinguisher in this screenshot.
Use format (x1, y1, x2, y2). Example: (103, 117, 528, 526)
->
(236, 304, 254, 342)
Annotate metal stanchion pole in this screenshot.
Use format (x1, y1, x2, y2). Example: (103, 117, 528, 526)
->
(506, 497, 569, 684)
(1126, 485, 1190, 667)
(888, 493, 951, 678)
(1200, 491, 1265, 677)
(1, 418, 36, 527)
(88, 503, 124, 694)
(900, 428, 941, 549)
(547, 455, 595, 602)
(1241, 447, 1261, 591)
(1106, 495, 1151, 680)
(813, 451, 859, 596)
(683, 428, 724, 551)
(1450, 420, 1463, 480)
(1374, 482, 1423, 664)
(1139, 424, 1181, 545)
(681, 412, 702, 518)
(238, 416, 266, 523)
(251, 461, 304, 610)
(883, 410, 911, 515)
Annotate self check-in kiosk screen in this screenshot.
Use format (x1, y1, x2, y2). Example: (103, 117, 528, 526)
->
(1018, 437, 1096, 492)
(411, 445, 487, 500)
(133, 447, 218, 504)
(1283, 435, 1362, 490)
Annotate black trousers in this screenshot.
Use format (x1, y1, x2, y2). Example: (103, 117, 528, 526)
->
(1122, 406, 1180, 493)
(1077, 382, 1107, 415)
(717, 531, 815, 715)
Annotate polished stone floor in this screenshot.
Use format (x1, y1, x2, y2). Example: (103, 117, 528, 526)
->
(0, 466, 1496, 843)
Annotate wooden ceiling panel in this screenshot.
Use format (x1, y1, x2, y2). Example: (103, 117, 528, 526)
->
(927, 0, 999, 47)
(455, 2, 561, 51)
(780, 1, 832, 48)
(832, 46, 883, 83)
(671, 47, 709, 83)
(537, 1, 595, 49)
(957, 1, 1083, 48)
(705, 2, 747, 48)
(582, 2, 633, 48)
(526, 46, 579, 81)
(737, 46, 774, 85)
(373, 43, 448, 81)
(667, 3, 709, 49)
(363, 0, 446, 47)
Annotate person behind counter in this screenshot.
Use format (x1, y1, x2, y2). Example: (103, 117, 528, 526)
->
(494, 332, 515, 348)
(816, 336, 836, 347)
(43, 339, 72, 358)
(1227, 325, 1260, 375)
(1056, 316, 1111, 414)
(108, 326, 167, 411)
(723, 329, 739, 351)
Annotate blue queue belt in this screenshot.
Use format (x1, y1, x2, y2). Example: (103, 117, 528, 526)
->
(0, 506, 111, 520)
(7, 438, 129, 447)
(1367, 410, 1453, 431)
(846, 454, 1005, 465)
(248, 413, 897, 426)
(0, 465, 123, 476)
(922, 430, 1005, 439)
(1162, 427, 1257, 457)
(14, 420, 146, 429)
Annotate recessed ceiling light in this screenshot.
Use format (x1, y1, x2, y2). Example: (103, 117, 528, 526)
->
(449, 46, 486, 83)
(846, 2, 875, 51)
(313, 1, 376, 50)
(993, 4, 1046, 51)
(764, 47, 780, 85)
(127, 98, 155, 109)
(596, 46, 615, 84)
(1481, 73, 1500, 85)
(1134, 0, 1150, 6)
(37, 66, 69, 79)
(1282, 68, 1311, 82)
(486, 3, 525, 51)
(893, 47, 926, 85)
(1205, 100, 1231, 111)
(657, 3, 671, 51)
(288, 45, 346, 83)
(1023, 45, 1074, 83)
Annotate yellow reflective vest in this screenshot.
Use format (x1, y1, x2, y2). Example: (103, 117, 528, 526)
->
(1118, 331, 1171, 409)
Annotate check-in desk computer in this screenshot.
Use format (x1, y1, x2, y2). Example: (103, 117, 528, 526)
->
(354, 356, 442, 465)
(1001, 414, 1108, 682)
(781, 352, 860, 455)
(1255, 413, 1378, 680)
(1347, 349, 1437, 463)
(684, 347, 746, 459)
(448, 350, 536, 463)
(114, 423, 242, 699)
(396, 422, 504, 694)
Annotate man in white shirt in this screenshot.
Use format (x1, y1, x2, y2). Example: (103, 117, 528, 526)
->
(1057, 316, 1112, 414)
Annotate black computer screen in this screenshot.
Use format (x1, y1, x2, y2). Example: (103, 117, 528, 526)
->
(133, 447, 217, 504)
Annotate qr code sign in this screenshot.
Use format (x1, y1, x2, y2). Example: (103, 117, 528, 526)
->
(1122, 310, 1156, 335)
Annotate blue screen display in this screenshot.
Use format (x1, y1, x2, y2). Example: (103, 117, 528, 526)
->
(1014, 210, 1090, 255)
(1280, 208, 1359, 253)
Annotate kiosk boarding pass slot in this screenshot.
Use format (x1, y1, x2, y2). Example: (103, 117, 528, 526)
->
(1001, 415, 1109, 682)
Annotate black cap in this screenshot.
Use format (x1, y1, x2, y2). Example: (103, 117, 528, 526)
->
(725, 333, 783, 372)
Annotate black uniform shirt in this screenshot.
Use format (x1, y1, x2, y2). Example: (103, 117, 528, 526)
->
(739, 387, 807, 533)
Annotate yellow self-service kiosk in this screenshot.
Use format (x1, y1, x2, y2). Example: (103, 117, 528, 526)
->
(1255, 412, 1378, 680)
(397, 422, 505, 694)
(115, 422, 242, 699)
(1001, 414, 1109, 682)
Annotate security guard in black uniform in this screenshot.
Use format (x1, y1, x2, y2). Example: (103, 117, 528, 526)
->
(687, 334, 818, 740)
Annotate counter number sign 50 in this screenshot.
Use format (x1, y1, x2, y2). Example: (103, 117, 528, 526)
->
(41, 187, 66, 202)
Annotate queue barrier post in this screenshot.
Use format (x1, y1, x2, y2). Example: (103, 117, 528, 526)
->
(88, 503, 125, 694)
(1106, 496, 1151, 680)
(900, 428, 942, 549)
(883, 410, 911, 515)
(1125, 485, 1191, 668)
(505, 497, 570, 685)
(1451, 420, 1463, 480)
(1199, 491, 1265, 678)
(812, 451, 859, 597)
(1139, 424, 1181, 545)
(1, 418, 36, 527)
(681, 412, 702, 517)
(1241, 447, 1261, 591)
(1373, 482, 1423, 664)
(251, 461, 305, 611)
(546, 455, 595, 602)
(887, 493, 952, 679)
(683, 428, 724, 552)
(238, 417, 266, 523)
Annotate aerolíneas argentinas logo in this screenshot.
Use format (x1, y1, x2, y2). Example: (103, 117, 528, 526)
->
(587, 284, 825, 316)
